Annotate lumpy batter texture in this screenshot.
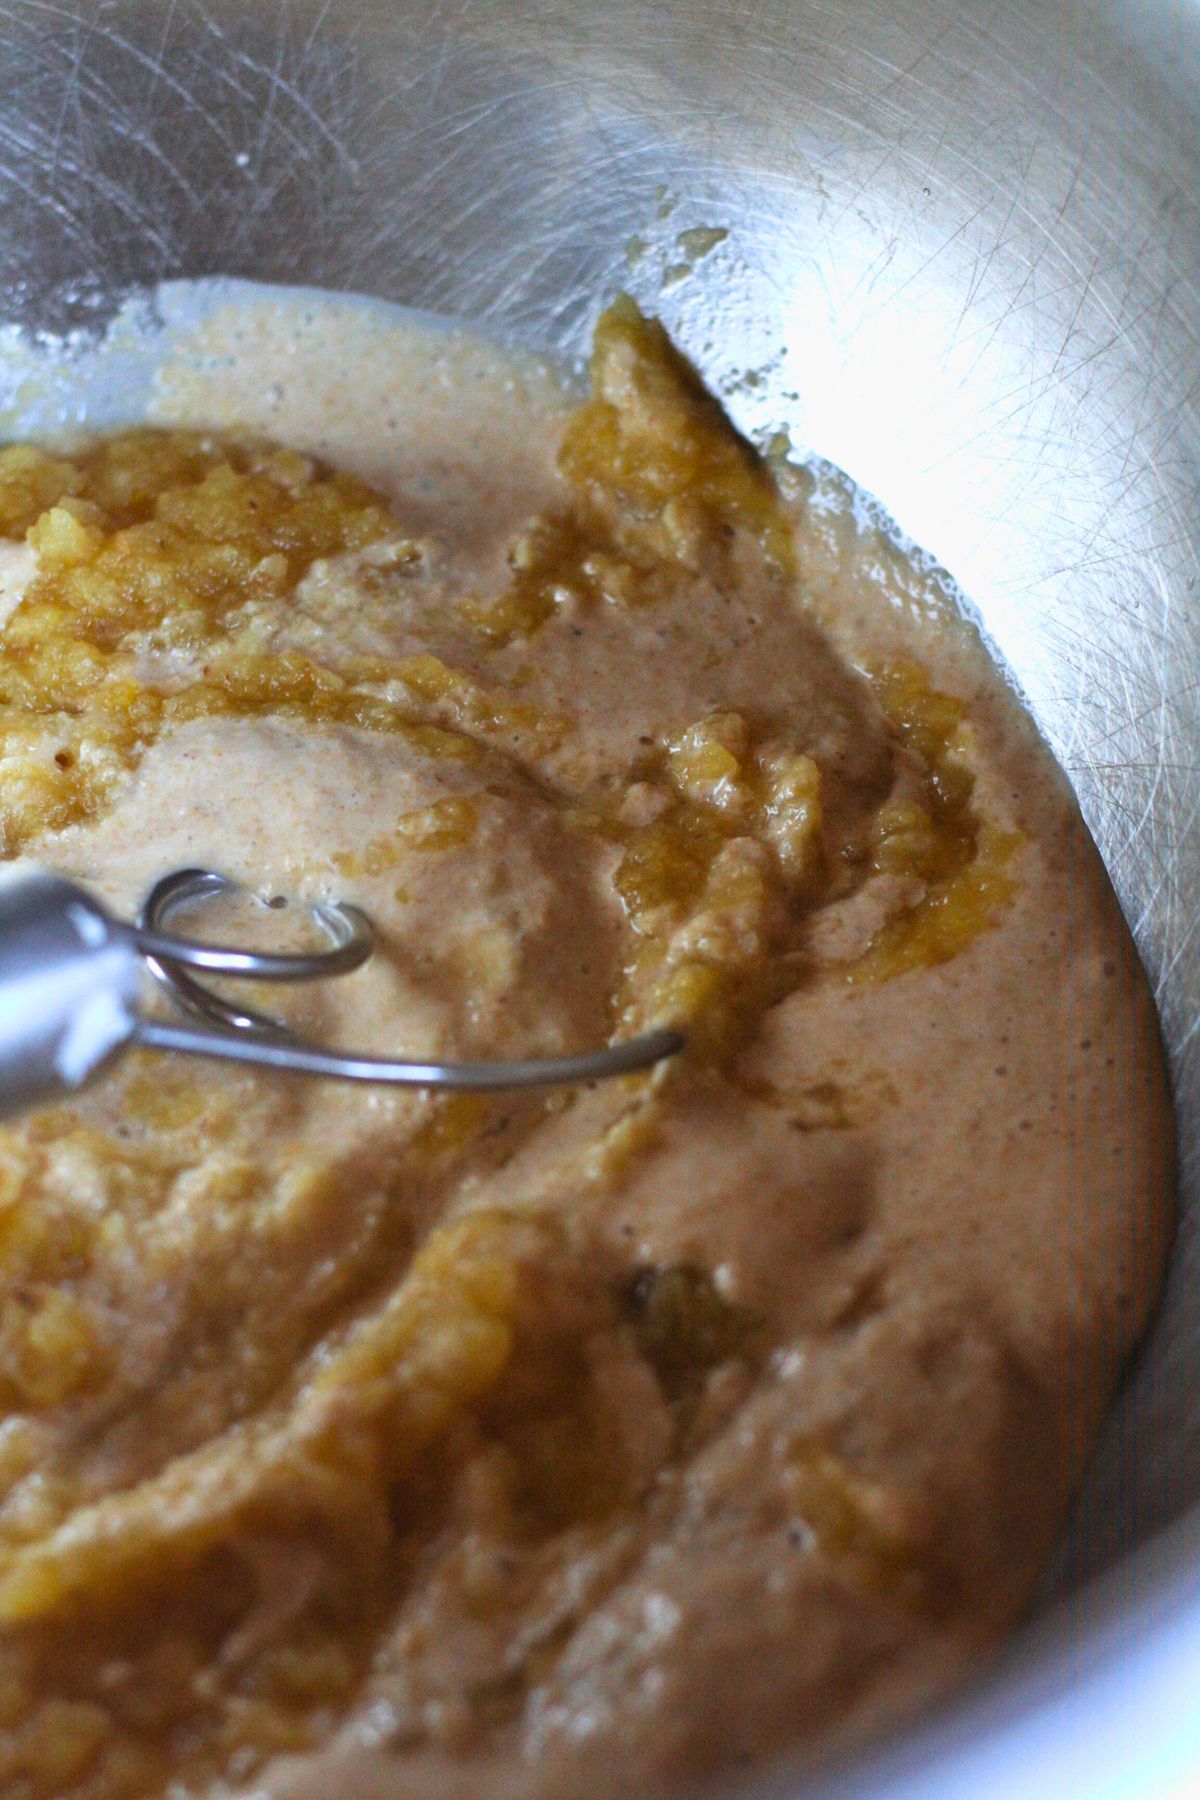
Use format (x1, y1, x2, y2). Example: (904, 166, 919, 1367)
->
(0, 296, 1173, 1799)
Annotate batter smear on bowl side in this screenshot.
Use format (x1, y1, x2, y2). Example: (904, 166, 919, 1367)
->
(0, 293, 1173, 1799)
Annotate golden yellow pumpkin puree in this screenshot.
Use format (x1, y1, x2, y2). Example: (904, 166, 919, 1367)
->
(0, 294, 1172, 1800)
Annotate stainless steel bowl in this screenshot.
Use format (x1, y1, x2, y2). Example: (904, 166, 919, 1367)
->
(1, 1, 1197, 1793)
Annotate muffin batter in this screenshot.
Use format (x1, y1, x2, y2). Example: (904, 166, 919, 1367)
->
(0, 295, 1173, 1799)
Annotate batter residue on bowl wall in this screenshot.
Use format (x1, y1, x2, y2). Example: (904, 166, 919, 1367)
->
(0, 289, 1173, 1799)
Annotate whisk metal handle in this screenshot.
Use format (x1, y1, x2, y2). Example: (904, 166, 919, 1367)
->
(0, 867, 682, 1120)
(0, 871, 142, 1121)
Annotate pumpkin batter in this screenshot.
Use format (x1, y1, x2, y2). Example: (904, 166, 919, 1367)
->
(0, 293, 1173, 1799)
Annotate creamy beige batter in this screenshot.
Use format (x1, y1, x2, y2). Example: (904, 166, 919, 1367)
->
(0, 292, 1174, 1800)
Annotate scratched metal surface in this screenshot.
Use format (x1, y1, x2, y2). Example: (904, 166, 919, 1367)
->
(0, 0, 1197, 1792)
